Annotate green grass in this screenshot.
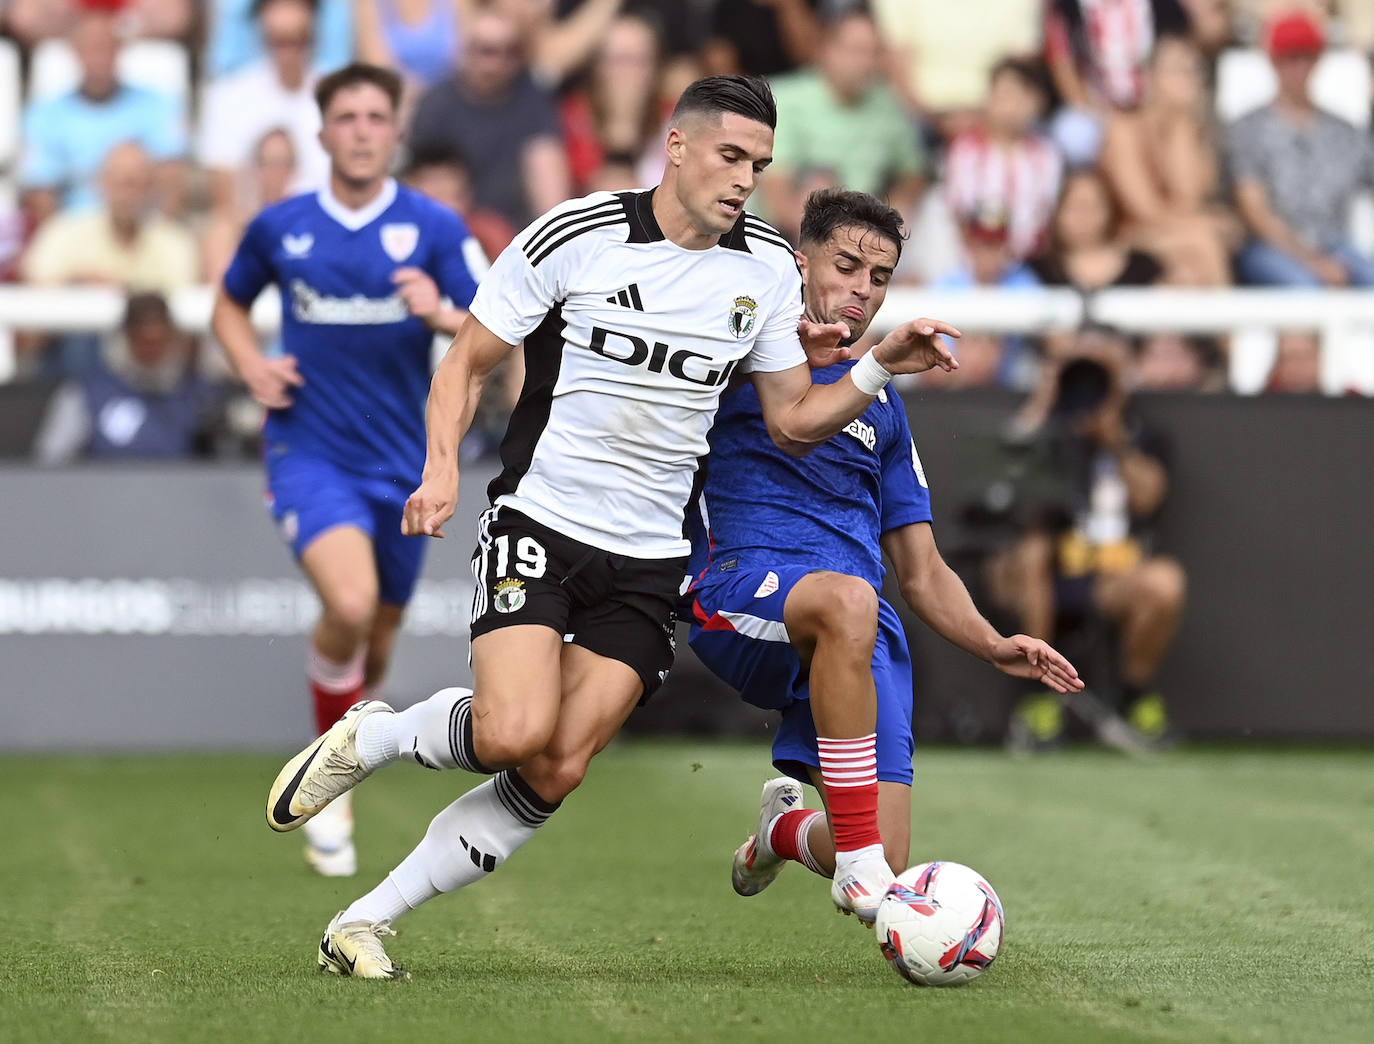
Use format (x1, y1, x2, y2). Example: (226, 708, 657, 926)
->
(2, 743, 1372, 1043)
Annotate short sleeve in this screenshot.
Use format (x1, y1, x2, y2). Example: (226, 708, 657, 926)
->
(18, 100, 63, 188)
(428, 206, 484, 309)
(221, 210, 277, 306)
(879, 391, 933, 533)
(738, 258, 804, 374)
(466, 207, 576, 345)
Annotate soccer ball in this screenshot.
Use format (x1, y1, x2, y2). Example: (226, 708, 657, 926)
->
(875, 861, 1005, 986)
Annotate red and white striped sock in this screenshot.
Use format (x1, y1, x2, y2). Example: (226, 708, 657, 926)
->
(766, 809, 826, 876)
(818, 733, 882, 860)
(307, 644, 365, 736)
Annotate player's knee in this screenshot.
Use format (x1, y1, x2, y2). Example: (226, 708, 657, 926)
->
(533, 756, 589, 803)
(813, 574, 879, 636)
(1140, 557, 1187, 613)
(474, 710, 556, 769)
(322, 588, 377, 639)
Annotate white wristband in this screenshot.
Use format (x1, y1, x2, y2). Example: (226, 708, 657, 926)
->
(849, 351, 893, 396)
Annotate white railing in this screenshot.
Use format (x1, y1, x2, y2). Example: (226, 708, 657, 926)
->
(1, 285, 1372, 395)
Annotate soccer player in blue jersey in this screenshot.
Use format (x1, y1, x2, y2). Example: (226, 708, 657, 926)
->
(687, 189, 1084, 920)
(212, 63, 484, 877)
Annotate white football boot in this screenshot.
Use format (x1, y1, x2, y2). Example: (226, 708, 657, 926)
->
(831, 852, 895, 925)
(302, 790, 356, 877)
(267, 700, 391, 832)
(731, 777, 804, 896)
(317, 912, 407, 979)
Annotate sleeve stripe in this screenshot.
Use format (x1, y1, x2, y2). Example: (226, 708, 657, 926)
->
(528, 217, 627, 267)
(523, 200, 624, 259)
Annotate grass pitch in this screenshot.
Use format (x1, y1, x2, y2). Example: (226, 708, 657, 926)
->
(3, 742, 1372, 1043)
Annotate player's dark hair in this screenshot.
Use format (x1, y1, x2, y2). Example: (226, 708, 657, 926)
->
(670, 75, 777, 131)
(315, 62, 403, 117)
(402, 142, 471, 178)
(799, 188, 906, 261)
(251, 0, 318, 18)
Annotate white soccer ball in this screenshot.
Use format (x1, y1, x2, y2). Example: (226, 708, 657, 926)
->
(875, 861, 1005, 986)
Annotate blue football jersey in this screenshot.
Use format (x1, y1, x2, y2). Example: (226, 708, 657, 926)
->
(223, 180, 484, 481)
(689, 360, 933, 589)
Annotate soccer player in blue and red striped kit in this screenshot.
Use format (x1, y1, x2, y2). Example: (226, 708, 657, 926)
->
(688, 189, 1084, 920)
(212, 63, 485, 876)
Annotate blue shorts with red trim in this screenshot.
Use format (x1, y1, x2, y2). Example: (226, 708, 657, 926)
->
(687, 563, 915, 785)
(264, 451, 428, 607)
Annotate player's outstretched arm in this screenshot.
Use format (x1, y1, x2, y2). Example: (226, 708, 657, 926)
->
(882, 522, 1084, 695)
(751, 319, 960, 453)
(210, 288, 304, 410)
(402, 315, 514, 538)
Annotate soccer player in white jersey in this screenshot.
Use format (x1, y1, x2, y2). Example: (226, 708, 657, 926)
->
(686, 189, 1083, 923)
(264, 76, 960, 978)
(214, 64, 483, 877)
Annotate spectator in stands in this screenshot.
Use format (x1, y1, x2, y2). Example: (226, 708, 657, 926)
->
(32, 291, 220, 464)
(989, 326, 1187, 751)
(1031, 169, 1165, 290)
(1133, 330, 1227, 391)
(761, 10, 925, 244)
(197, 0, 330, 217)
(873, 0, 1043, 137)
(700, 0, 820, 79)
(1044, 0, 1192, 165)
(201, 128, 297, 283)
(21, 141, 199, 297)
(1264, 329, 1323, 393)
(1228, 9, 1374, 286)
(4, 0, 192, 45)
(932, 210, 1043, 391)
(204, 0, 352, 78)
(409, 7, 570, 226)
(401, 142, 516, 259)
(1101, 34, 1237, 286)
(18, 8, 188, 225)
(560, 11, 664, 194)
(354, 0, 468, 93)
(494, 0, 626, 86)
(944, 57, 1062, 263)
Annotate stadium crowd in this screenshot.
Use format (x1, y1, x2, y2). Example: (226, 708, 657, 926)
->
(0, 0, 1370, 463)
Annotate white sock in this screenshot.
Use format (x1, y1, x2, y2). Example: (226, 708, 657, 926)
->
(834, 842, 888, 873)
(340, 770, 558, 925)
(356, 686, 478, 773)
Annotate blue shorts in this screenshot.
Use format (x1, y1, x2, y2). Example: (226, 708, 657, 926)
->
(264, 452, 427, 607)
(687, 564, 915, 786)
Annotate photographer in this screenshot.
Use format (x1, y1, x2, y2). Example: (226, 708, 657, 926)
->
(987, 326, 1187, 751)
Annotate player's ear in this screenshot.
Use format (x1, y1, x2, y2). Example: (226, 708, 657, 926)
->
(794, 249, 808, 283)
(665, 127, 686, 168)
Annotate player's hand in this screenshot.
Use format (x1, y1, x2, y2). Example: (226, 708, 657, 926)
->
(798, 318, 852, 370)
(393, 267, 442, 322)
(243, 354, 305, 409)
(402, 471, 458, 538)
(990, 635, 1084, 694)
(1310, 253, 1349, 287)
(870, 318, 961, 375)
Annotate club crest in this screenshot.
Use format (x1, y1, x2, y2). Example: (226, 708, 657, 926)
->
(380, 222, 419, 262)
(728, 295, 758, 339)
(493, 578, 526, 614)
(281, 233, 313, 258)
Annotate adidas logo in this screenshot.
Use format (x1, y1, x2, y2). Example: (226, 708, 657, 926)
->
(459, 834, 497, 873)
(605, 283, 644, 310)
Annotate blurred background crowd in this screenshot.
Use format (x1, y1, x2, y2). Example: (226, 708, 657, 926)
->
(0, 0, 1371, 466)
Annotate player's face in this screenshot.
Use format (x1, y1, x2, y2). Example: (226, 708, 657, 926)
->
(319, 83, 401, 187)
(799, 224, 899, 345)
(667, 113, 774, 236)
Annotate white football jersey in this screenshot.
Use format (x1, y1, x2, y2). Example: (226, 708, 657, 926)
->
(469, 190, 805, 560)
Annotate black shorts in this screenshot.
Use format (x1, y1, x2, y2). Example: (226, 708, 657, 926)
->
(469, 506, 685, 698)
